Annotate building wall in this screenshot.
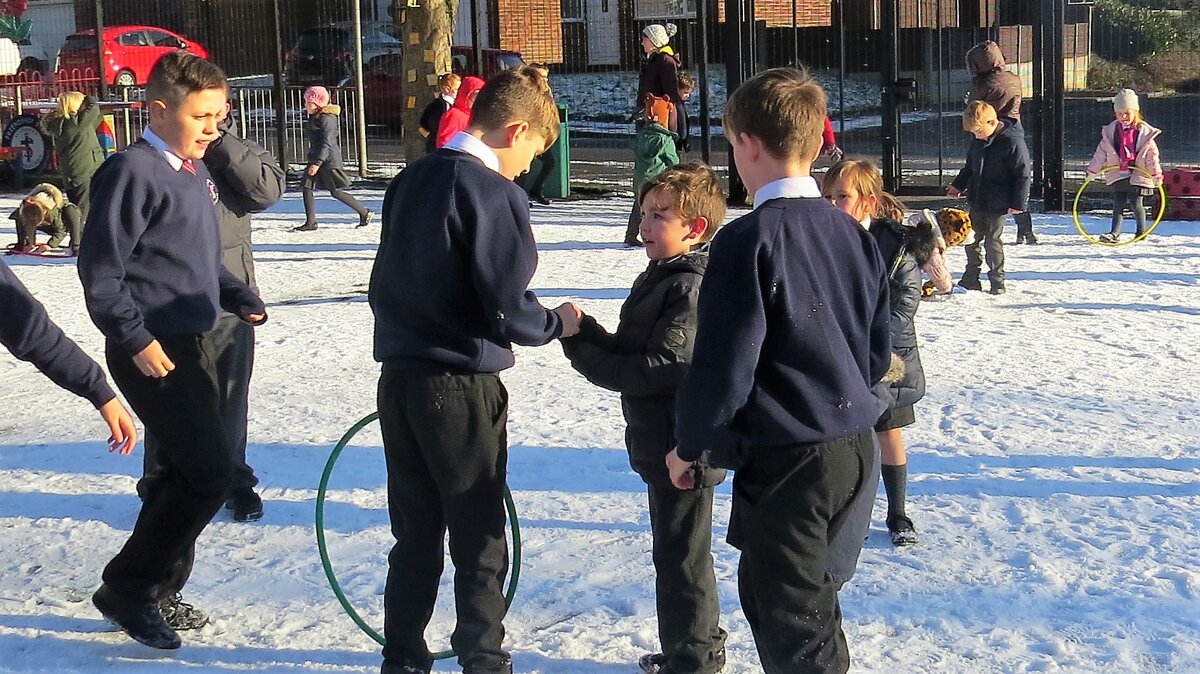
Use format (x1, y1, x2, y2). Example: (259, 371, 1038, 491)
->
(496, 0, 564, 62)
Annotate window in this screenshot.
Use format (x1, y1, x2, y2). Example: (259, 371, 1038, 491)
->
(561, 0, 584, 21)
(117, 31, 149, 47)
(145, 30, 184, 48)
(634, 0, 693, 19)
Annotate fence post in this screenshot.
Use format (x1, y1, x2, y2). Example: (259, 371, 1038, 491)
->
(470, 0, 483, 75)
(352, 0, 368, 177)
(697, 0, 711, 164)
(14, 85, 22, 115)
(120, 86, 132, 148)
(95, 0, 108, 100)
(270, 0, 288, 173)
(1042, 0, 1065, 211)
(880, 0, 901, 192)
(237, 88, 249, 139)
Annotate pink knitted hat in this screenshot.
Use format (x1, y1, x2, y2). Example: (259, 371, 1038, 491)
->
(304, 85, 330, 108)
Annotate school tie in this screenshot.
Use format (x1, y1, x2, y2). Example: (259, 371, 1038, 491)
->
(182, 159, 197, 175)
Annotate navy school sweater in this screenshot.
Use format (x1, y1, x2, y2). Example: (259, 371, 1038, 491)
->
(1, 259, 115, 408)
(77, 139, 265, 356)
(675, 196, 892, 468)
(369, 148, 563, 372)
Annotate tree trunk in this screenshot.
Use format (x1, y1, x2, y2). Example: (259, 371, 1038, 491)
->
(393, 0, 456, 163)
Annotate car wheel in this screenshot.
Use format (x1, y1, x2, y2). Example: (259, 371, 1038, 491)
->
(114, 69, 136, 87)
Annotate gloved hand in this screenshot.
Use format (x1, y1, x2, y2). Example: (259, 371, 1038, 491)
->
(822, 144, 844, 162)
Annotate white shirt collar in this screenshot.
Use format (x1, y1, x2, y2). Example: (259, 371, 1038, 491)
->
(140, 126, 186, 171)
(859, 215, 872, 230)
(444, 132, 502, 175)
(441, 93, 456, 105)
(752, 176, 823, 210)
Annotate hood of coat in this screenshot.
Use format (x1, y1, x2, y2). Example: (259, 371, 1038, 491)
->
(453, 76, 486, 113)
(648, 48, 680, 67)
(634, 247, 708, 289)
(966, 40, 1006, 77)
(1105, 119, 1163, 147)
(316, 104, 342, 116)
(27, 183, 66, 213)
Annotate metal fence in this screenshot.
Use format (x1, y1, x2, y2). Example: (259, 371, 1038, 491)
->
(2, 0, 1199, 207)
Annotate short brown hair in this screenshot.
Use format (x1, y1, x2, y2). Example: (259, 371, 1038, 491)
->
(723, 67, 826, 163)
(438, 73, 461, 90)
(639, 162, 726, 242)
(146, 50, 227, 107)
(469, 66, 559, 149)
(17, 199, 48, 227)
(678, 71, 695, 92)
(962, 100, 997, 132)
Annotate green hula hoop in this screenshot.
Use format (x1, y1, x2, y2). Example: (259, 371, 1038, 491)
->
(314, 411, 522, 660)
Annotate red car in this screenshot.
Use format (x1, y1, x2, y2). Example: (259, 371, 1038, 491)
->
(343, 47, 524, 128)
(57, 26, 208, 86)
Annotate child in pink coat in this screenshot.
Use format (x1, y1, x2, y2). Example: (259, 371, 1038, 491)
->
(1086, 89, 1162, 244)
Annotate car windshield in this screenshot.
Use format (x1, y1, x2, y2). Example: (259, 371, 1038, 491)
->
(297, 28, 349, 54)
(61, 35, 98, 52)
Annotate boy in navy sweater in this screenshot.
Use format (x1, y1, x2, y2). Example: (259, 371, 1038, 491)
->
(667, 68, 891, 674)
(369, 66, 581, 674)
(1, 259, 136, 454)
(562, 163, 727, 674)
(77, 51, 266, 650)
(947, 101, 1031, 295)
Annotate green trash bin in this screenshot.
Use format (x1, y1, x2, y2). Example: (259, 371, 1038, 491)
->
(521, 104, 570, 199)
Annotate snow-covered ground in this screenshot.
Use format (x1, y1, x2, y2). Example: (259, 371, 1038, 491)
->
(1, 189, 1199, 674)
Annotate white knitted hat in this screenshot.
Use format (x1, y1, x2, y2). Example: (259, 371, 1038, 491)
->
(1113, 89, 1140, 112)
(643, 23, 678, 49)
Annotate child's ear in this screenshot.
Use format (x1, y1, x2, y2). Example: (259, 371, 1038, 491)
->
(687, 216, 708, 240)
(505, 120, 531, 148)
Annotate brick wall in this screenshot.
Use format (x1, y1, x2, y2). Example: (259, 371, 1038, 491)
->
(716, 0, 832, 28)
(496, 0, 565, 62)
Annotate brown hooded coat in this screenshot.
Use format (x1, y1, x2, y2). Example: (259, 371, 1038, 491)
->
(966, 41, 1022, 121)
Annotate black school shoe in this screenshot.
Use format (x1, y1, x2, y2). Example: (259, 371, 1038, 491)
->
(226, 487, 264, 522)
(887, 515, 919, 547)
(639, 648, 727, 673)
(463, 658, 513, 674)
(158, 593, 210, 630)
(958, 276, 982, 291)
(358, 210, 374, 228)
(92, 584, 181, 649)
(381, 665, 428, 674)
(530, 190, 551, 206)
(293, 222, 318, 232)
(989, 281, 1006, 295)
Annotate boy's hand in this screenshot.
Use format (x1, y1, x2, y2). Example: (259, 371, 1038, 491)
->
(306, 164, 319, 176)
(666, 449, 696, 490)
(1007, 208, 1022, 215)
(133, 340, 175, 378)
(98, 398, 137, 456)
(244, 312, 267, 325)
(554, 302, 583, 338)
(946, 185, 963, 198)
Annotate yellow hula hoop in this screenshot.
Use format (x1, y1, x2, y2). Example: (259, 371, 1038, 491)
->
(1072, 165, 1167, 247)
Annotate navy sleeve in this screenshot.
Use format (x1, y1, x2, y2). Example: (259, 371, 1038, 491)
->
(1010, 137, 1032, 212)
(674, 225, 768, 461)
(204, 131, 285, 214)
(868, 262, 892, 386)
(76, 154, 157, 356)
(218, 265, 267, 324)
(951, 144, 974, 192)
(461, 182, 562, 345)
(1, 260, 116, 408)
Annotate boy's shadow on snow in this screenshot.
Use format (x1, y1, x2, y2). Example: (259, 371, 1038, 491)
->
(1002, 301, 1200, 315)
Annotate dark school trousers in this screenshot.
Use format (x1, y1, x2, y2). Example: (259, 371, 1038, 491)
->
(378, 365, 511, 674)
(727, 432, 875, 674)
(102, 334, 235, 603)
(648, 483, 728, 674)
(140, 315, 258, 495)
(964, 210, 1006, 286)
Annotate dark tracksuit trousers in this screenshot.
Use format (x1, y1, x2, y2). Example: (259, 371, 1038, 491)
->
(526, 146, 557, 197)
(728, 432, 875, 674)
(139, 314, 257, 497)
(1014, 211, 1035, 241)
(647, 483, 727, 674)
(103, 334, 235, 603)
(964, 210, 1007, 287)
(378, 364, 511, 674)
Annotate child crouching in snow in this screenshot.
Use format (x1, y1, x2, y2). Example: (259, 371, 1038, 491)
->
(914, 207, 975, 298)
(562, 162, 728, 674)
(8, 183, 83, 255)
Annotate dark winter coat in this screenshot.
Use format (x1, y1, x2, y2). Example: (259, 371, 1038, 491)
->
(203, 122, 285, 296)
(951, 119, 1032, 215)
(8, 183, 75, 246)
(636, 48, 683, 112)
(306, 104, 344, 170)
(562, 250, 725, 488)
(418, 96, 452, 154)
(966, 41, 1022, 122)
(870, 218, 936, 410)
(41, 95, 106, 189)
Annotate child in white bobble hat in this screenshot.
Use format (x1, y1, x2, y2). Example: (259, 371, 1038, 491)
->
(1085, 89, 1163, 243)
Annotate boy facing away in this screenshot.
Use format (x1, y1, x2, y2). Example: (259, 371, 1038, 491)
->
(666, 68, 892, 674)
(78, 50, 267, 650)
(561, 162, 727, 674)
(947, 100, 1031, 295)
(368, 66, 582, 674)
